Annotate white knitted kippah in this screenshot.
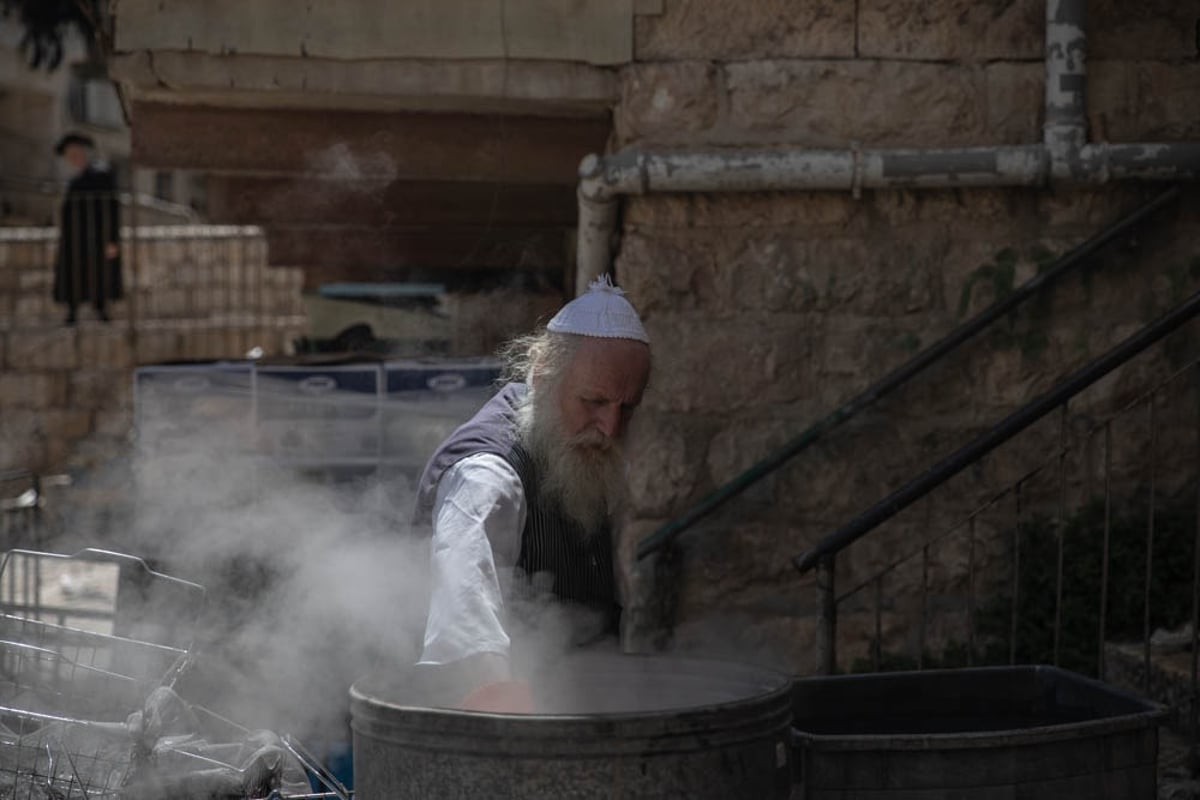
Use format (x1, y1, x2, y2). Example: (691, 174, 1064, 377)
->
(546, 274, 649, 344)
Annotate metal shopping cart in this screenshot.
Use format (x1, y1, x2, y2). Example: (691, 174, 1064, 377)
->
(0, 548, 350, 799)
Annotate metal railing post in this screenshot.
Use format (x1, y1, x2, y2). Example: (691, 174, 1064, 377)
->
(816, 555, 836, 675)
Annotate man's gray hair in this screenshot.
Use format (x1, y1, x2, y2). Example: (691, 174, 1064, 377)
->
(497, 328, 580, 389)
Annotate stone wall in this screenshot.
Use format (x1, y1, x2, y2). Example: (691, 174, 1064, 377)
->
(612, 1, 1200, 673)
(0, 226, 306, 475)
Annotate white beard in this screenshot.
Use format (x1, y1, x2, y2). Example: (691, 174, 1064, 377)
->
(518, 389, 627, 538)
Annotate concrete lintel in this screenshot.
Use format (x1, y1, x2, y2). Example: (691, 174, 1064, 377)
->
(113, 0, 633, 65)
(109, 51, 617, 118)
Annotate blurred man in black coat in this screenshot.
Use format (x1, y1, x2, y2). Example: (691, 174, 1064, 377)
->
(54, 133, 121, 325)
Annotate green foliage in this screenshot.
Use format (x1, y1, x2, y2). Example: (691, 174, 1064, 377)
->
(974, 495, 1196, 677)
(958, 249, 1018, 318)
(1031, 244, 1060, 275)
(857, 493, 1197, 678)
(893, 332, 922, 353)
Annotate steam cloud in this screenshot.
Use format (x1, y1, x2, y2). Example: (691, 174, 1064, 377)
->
(86, 390, 433, 742)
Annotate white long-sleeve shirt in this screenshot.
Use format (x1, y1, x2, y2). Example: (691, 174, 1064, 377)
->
(417, 452, 527, 678)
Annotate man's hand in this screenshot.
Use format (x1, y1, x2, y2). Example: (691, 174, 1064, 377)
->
(104, 242, 119, 259)
(458, 680, 535, 714)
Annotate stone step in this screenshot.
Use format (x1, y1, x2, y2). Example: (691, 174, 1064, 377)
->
(1105, 639, 1197, 735)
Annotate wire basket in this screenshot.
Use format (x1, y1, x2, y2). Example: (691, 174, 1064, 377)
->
(0, 718, 135, 798)
(0, 549, 202, 725)
(0, 548, 350, 799)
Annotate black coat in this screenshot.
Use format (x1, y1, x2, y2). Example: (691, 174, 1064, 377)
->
(54, 163, 122, 306)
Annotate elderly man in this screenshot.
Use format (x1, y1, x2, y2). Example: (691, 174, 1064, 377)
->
(413, 275, 651, 712)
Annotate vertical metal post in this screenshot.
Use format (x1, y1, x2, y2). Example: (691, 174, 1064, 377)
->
(872, 575, 883, 672)
(226, 233, 235, 357)
(967, 516, 977, 667)
(1053, 404, 1068, 667)
(1144, 395, 1157, 695)
(816, 555, 837, 676)
(1010, 481, 1023, 666)
(1098, 422, 1113, 680)
(1191, 365, 1200, 775)
(128, 179, 140, 358)
(919, 543, 929, 670)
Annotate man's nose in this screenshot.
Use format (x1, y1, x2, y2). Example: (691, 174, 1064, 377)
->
(592, 404, 621, 439)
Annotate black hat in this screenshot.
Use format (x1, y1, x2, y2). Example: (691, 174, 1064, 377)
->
(54, 132, 95, 155)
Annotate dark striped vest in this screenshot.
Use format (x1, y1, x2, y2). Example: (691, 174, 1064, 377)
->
(414, 383, 620, 637)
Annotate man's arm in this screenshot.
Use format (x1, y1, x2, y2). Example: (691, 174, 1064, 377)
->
(419, 453, 531, 711)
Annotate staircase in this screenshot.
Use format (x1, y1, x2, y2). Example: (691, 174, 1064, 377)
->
(0, 225, 307, 474)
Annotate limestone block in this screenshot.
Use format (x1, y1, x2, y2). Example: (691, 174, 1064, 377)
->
(134, 330, 181, 364)
(0, 373, 67, 408)
(17, 268, 51, 291)
(93, 408, 133, 438)
(173, 258, 208, 288)
(858, 0, 1042, 60)
(78, 327, 134, 369)
(634, 0, 854, 60)
(40, 408, 94, 440)
(177, 327, 241, 361)
(147, 288, 192, 318)
(985, 62, 1043, 145)
(0, 294, 14, 330)
(624, 412, 706, 517)
(725, 60, 986, 147)
(869, 187, 1022, 229)
(812, 312, 934, 379)
(623, 192, 856, 230)
(641, 312, 816, 413)
(0, 265, 17, 292)
(704, 419, 797, 503)
(1, 241, 50, 270)
(68, 369, 131, 411)
(616, 61, 719, 145)
(6, 328, 78, 370)
(12, 293, 57, 325)
(1089, 0, 1200, 59)
(1032, 184, 1158, 230)
(616, 231, 730, 316)
(43, 436, 75, 469)
(0, 410, 41, 453)
(1091, 60, 1200, 142)
(723, 235, 942, 317)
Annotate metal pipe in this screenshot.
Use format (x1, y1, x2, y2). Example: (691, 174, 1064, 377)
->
(1191, 363, 1200, 774)
(636, 185, 1180, 560)
(576, 0, 1199, 292)
(793, 288, 1200, 574)
(1098, 422, 1112, 680)
(1144, 396, 1157, 695)
(967, 516, 977, 667)
(872, 575, 883, 672)
(1045, 0, 1088, 180)
(1053, 404, 1069, 667)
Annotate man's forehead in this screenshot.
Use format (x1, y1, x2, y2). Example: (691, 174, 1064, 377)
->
(566, 338, 650, 389)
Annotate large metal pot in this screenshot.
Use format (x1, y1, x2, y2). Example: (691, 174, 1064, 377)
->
(350, 653, 793, 799)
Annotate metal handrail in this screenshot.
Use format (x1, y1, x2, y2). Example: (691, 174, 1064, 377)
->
(794, 287, 1200, 574)
(636, 186, 1182, 560)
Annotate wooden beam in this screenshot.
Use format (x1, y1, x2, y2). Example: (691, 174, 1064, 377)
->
(131, 103, 610, 184)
